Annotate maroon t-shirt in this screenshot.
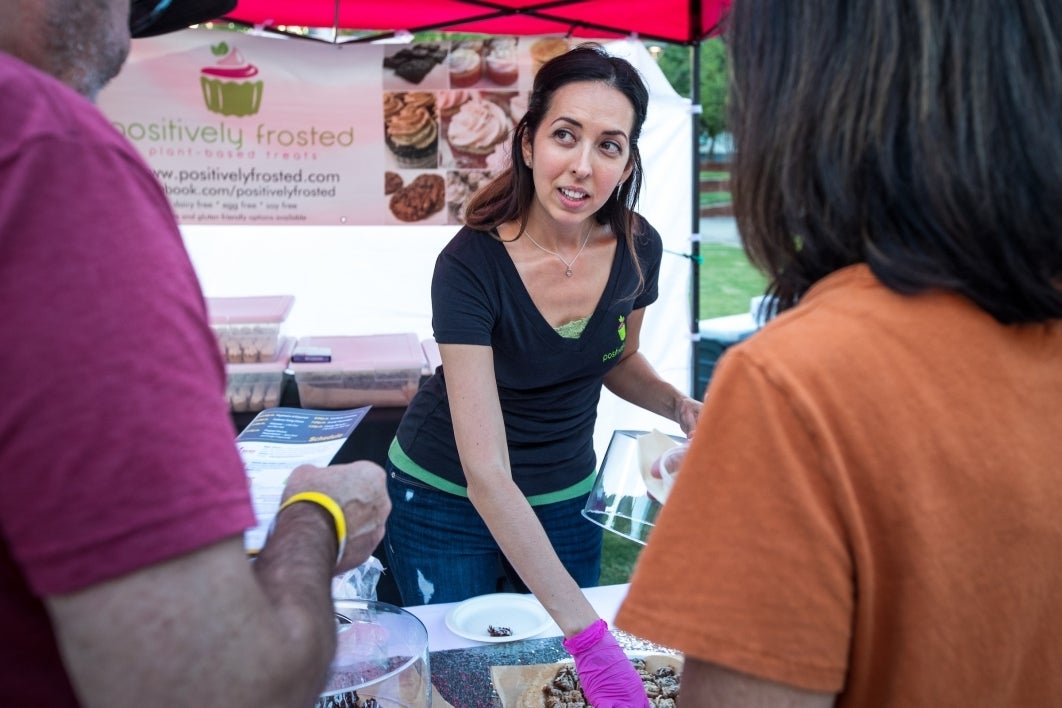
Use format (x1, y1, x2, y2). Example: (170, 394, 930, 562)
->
(0, 53, 255, 705)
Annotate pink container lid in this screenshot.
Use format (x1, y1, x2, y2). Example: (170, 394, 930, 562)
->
(291, 333, 425, 371)
(207, 295, 295, 325)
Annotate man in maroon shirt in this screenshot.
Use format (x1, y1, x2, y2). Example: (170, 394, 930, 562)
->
(0, 2, 391, 706)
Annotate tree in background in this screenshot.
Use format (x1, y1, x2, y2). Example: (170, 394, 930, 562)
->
(655, 38, 728, 157)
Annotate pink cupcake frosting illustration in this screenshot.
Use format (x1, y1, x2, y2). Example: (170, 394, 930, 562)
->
(200, 42, 263, 116)
(617, 315, 627, 342)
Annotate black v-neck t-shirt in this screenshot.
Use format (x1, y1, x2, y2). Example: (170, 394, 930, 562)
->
(394, 220, 661, 498)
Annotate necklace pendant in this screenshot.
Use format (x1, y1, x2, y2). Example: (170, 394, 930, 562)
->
(565, 267, 573, 277)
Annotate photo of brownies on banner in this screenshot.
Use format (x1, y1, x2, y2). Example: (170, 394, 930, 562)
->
(381, 43, 449, 90)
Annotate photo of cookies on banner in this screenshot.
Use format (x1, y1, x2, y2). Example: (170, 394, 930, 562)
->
(384, 171, 447, 225)
(448, 36, 519, 88)
(383, 91, 439, 170)
(438, 90, 527, 170)
(382, 43, 448, 89)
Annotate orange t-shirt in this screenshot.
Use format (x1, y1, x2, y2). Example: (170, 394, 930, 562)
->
(616, 265, 1062, 706)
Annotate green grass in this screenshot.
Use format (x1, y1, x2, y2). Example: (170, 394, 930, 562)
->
(700, 191, 732, 207)
(699, 242, 768, 316)
(598, 241, 767, 585)
(700, 170, 730, 181)
(600, 532, 644, 585)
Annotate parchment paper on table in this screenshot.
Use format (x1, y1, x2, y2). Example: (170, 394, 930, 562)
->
(637, 429, 682, 503)
(491, 653, 682, 707)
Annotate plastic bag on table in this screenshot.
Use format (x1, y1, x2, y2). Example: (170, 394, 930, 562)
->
(331, 555, 385, 600)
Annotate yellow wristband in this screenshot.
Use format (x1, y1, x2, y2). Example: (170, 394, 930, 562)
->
(275, 492, 346, 568)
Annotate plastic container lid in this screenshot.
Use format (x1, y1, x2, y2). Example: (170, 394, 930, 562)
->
(319, 599, 430, 704)
(291, 334, 425, 372)
(207, 295, 295, 325)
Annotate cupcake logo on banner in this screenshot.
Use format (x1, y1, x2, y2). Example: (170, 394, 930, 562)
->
(200, 42, 263, 117)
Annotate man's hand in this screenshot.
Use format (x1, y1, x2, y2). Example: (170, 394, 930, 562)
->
(281, 461, 391, 573)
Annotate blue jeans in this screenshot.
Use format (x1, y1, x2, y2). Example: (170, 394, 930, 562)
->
(384, 460, 603, 606)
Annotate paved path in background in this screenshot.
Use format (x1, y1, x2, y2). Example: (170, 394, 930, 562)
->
(698, 216, 741, 246)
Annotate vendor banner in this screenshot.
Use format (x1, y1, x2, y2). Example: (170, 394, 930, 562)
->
(97, 29, 575, 226)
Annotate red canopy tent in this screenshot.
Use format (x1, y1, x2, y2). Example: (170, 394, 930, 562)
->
(220, 0, 732, 395)
(223, 0, 729, 46)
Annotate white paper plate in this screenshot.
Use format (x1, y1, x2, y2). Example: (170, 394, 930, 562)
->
(444, 593, 553, 643)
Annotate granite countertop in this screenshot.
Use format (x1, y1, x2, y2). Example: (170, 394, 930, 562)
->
(429, 630, 679, 707)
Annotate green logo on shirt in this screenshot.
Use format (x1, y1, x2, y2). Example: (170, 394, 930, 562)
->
(602, 316, 627, 362)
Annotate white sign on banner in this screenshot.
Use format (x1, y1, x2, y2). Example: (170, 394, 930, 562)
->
(98, 29, 565, 227)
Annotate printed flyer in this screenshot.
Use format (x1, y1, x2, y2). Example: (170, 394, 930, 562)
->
(97, 30, 578, 227)
(237, 406, 371, 553)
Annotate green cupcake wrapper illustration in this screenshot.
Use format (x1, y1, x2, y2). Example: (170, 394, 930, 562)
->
(201, 77, 263, 117)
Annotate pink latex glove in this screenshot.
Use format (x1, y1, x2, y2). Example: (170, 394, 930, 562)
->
(562, 619, 650, 708)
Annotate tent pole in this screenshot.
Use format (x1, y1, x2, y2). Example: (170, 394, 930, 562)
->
(689, 40, 702, 399)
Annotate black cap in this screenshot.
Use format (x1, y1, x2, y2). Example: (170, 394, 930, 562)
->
(130, 0, 237, 38)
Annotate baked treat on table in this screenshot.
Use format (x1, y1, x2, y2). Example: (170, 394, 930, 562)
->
(520, 655, 682, 708)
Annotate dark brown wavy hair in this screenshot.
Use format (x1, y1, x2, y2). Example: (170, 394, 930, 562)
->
(728, 0, 1062, 323)
(464, 43, 651, 289)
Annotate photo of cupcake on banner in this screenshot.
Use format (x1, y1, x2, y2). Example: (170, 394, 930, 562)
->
(447, 41, 483, 88)
(383, 91, 439, 170)
(382, 43, 449, 90)
(448, 37, 520, 89)
(439, 90, 526, 170)
(484, 37, 519, 86)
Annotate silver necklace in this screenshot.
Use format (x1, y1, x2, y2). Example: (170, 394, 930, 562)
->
(523, 223, 594, 277)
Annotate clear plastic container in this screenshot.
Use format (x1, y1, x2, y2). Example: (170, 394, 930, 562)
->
(225, 337, 293, 412)
(207, 295, 295, 364)
(316, 600, 431, 708)
(582, 429, 685, 545)
(292, 334, 425, 409)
